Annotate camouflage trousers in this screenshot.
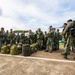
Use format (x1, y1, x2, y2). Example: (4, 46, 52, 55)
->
(53, 39, 59, 50)
(37, 39, 43, 50)
(64, 36, 75, 54)
(46, 38, 54, 50)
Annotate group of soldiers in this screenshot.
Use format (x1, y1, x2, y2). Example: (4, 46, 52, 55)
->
(0, 19, 75, 59)
(0, 27, 60, 52)
(62, 19, 75, 59)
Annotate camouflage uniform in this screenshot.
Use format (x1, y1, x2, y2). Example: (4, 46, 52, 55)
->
(43, 31, 47, 49)
(20, 33, 25, 44)
(53, 29, 60, 50)
(1, 27, 5, 45)
(9, 29, 15, 45)
(0, 31, 3, 48)
(45, 27, 54, 52)
(62, 28, 67, 47)
(37, 28, 44, 50)
(15, 33, 20, 44)
(55, 29, 60, 50)
(28, 30, 35, 44)
(53, 28, 57, 50)
(5, 30, 10, 45)
(62, 20, 75, 59)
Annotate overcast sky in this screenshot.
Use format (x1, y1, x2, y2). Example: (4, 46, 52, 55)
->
(0, 0, 75, 32)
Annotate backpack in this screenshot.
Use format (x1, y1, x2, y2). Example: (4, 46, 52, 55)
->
(69, 21, 75, 37)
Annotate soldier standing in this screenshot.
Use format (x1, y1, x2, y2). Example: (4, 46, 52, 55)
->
(9, 29, 15, 45)
(62, 19, 75, 59)
(53, 28, 57, 50)
(43, 31, 47, 49)
(62, 23, 67, 47)
(56, 29, 60, 50)
(1, 27, 5, 45)
(45, 26, 54, 53)
(35, 30, 38, 43)
(0, 28, 4, 48)
(5, 30, 10, 45)
(37, 28, 44, 50)
(16, 32, 20, 44)
(28, 30, 35, 44)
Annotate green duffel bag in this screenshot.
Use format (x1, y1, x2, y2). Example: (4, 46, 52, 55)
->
(10, 44, 18, 55)
(1, 45, 9, 54)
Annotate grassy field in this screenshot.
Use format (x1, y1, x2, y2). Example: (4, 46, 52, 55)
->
(59, 41, 64, 49)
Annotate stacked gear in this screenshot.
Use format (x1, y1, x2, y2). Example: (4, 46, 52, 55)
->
(10, 44, 18, 55)
(22, 44, 31, 56)
(30, 43, 38, 53)
(1, 45, 9, 54)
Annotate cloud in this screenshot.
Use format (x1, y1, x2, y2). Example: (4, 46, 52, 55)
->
(0, 0, 75, 32)
(0, 8, 2, 16)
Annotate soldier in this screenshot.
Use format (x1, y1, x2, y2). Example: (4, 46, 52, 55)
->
(0, 28, 4, 48)
(1, 27, 5, 45)
(45, 26, 54, 53)
(53, 28, 57, 50)
(16, 32, 20, 44)
(55, 29, 60, 50)
(20, 31, 25, 44)
(62, 19, 75, 59)
(35, 30, 38, 43)
(53, 28, 60, 51)
(62, 23, 67, 47)
(28, 30, 35, 44)
(37, 28, 44, 50)
(43, 31, 47, 49)
(9, 29, 15, 45)
(5, 30, 10, 45)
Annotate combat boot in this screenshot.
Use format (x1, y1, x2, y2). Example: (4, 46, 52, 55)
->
(61, 53, 66, 55)
(61, 52, 70, 55)
(64, 53, 68, 59)
(44, 50, 48, 52)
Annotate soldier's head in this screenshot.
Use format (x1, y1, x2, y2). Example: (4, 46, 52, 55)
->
(38, 28, 41, 32)
(49, 26, 53, 30)
(63, 23, 67, 28)
(1, 27, 4, 31)
(10, 29, 13, 32)
(57, 29, 59, 32)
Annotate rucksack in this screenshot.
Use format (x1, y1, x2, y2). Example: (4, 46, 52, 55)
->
(69, 21, 75, 37)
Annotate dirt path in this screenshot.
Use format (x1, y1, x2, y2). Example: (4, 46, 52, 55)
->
(0, 54, 75, 75)
(0, 46, 75, 75)
(31, 49, 75, 61)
